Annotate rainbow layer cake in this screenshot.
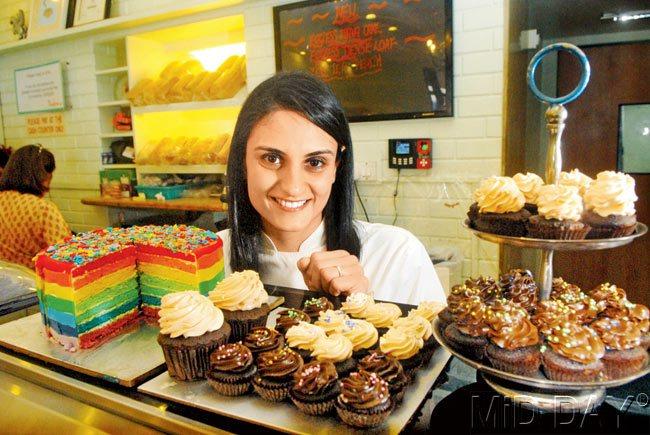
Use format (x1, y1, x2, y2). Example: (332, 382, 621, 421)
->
(34, 225, 223, 351)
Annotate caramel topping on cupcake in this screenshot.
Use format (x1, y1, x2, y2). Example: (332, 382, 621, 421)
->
(590, 283, 629, 318)
(256, 347, 303, 379)
(454, 295, 489, 337)
(544, 322, 605, 364)
(488, 316, 539, 350)
(532, 300, 576, 335)
(446, 284, 481, 315)
(341, 319, 378, 351)
(379, 327, 423, 360)
(591, 317, 642, 351)
(465, 276, 501, 303)
(285, 322, 326, 351)
(551, 279, 597, 324)
(629, 304, 650, 333)
(292, 361, 338, 396)
(311, 333, 354, 363)
(499, 269, 538, 312)
(210, 343, 254, 372)
(484, 298, 529, 331)
(358, 352, 408, 386)
(338, 370, 390, 410)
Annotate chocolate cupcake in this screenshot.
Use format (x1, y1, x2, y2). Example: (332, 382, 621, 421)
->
(207, 343, 256, 396)
(466, 275, 502, 304)
(358, 351, 408, 403)
(157, 291, 231, 381)
(590, 317, 648, 379)
(470, 176, 530, 237)
(551, 280, 598, 324)
(290, 361, 340, 415)
(512, 172, 544, 214)
(274, 309, 311, 335)
(583, 171, 638, 238)
(311, 333, 356, 377)
(285, 321, 326, 361)
(243, 327, 284, 357)
(437, 285, 480, 331)
(341, 318, 379, 360)
(527, 184, 590, 239)
(484, 299, 541, 376)
(302, 297, 334, 321)
(341, 293, 375, 319)
(541, 322, 605, 382)
(335, 370, 393, 428)
(379, 327, 423, 378)
(252, 347, 303, 401)
(363, 302, 402, 336)
(499, 269, 538, 313)
(532, 299, 576, 336)
(209, 270, 270, 342)
(392, 313, 436, 364)
(559, 168, 593, 196)
(443, 295, 489, 360)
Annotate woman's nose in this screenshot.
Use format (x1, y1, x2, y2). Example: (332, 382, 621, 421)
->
(277, 163, 306, 197)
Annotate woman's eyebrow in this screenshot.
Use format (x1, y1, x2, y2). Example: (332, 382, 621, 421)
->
(304, 150, 335, 158)
(255, 146, 285, 155)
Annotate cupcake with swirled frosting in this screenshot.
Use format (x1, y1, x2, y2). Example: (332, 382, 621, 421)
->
(274, 308, 311, 335)
(208, 270, 270, 342)
(157, 291, 231, 381)
(513, 172, 544, 214)
(362, 302, 402, 335)
(243, 327, 284, 357)
(341, 318, 379, 359)
(207, 343, 256, 396)
(559, 168, 593, 196)
(311, 333, 356, 376)
(379, 327, 424, 377)
(341, 293, 375, 318)
(392, 313, 436, 364)
(583, 171, 638, 238)
(285, 321, 326, 360)
(468, 176, 530, 236)
(443, 295, 489, 361)
(540, 322, 605, 382)
(527, 184, 590, 239)
(252, 347, 303, 401)
(590, 316, 647, 380)
(357, 351, 408, 403)
(290, 361, 340, 415)
(314, 309, 350, 334)
(335, 370, 393, 428)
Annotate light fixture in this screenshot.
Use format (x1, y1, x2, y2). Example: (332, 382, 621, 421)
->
(388, 26, 398, 32)
(365, 13, 376, 20)
(601, 10, 650, 22)
(299, 50, 306, 56)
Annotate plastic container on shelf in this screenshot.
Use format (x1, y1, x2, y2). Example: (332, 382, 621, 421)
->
(135, 184, 187, 200)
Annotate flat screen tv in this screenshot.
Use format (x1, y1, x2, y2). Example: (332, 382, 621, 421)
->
(273, 0, 453, 122)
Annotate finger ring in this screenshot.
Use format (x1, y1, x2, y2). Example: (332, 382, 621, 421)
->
(336, 265, 343, 277)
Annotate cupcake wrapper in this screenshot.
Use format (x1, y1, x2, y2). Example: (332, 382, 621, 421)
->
(541, 351, 603, 382)
(473, 213, 529, 237)
(601, 348, 648, 380)
(586, 224, 637, 239)
(486, 345, 541, 377)
(252, 377, 292, 402)
(160, 342, 218, 381)
(391, 387, 406, 404)
(527, 220, 590, 240)
(226, 315, 269, 343)
(291, 396, 336, 416)
(207, 378, 252, 396)
(335, 401, 393, 428)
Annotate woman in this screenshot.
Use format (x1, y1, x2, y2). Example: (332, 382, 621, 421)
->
(218, 72, 444, 304)
(0, 144, 71, 268)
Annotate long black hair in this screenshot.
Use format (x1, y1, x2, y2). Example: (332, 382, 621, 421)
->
(0, 144, 55, 196)
(227, 71, 360, 272)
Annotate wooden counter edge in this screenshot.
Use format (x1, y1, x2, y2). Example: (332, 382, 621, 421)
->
(81, 197, 225, 212)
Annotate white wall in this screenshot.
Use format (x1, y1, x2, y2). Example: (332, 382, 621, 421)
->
(0, 0, 504, 279)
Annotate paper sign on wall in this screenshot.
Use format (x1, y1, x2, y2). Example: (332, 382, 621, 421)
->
(14, 61, 66, 114)
(26, 113, 65, 137)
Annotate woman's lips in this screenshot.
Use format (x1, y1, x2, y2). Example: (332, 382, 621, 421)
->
(273, 197, 310, 211)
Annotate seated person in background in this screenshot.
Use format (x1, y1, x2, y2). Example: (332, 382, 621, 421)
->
(0, 145, 11, 175)
(0, 144, 71, 268)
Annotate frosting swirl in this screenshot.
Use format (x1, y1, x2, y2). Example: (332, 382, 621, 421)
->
(243, 327, 283, 355)
(311, 333, 354, 362)
(499, 269, 538, 312)
(544, 322, 605, 364)
(535, 184, 583, 221)
(285, 322, 326, 350)
(256, 347, 303, 380)
(338, 370, 391, 410)
(314, 309, 350, 334)
(379, 327, 423, 360)
(559, 169, 593, 196)
(532, 300, 576, 335)
(488, 315, 539, 350)
(341, 319, 378, 351)
(302, 297, 334, 319)
(341, 293, 375, 318)
(274, 309, 311, 335)
(466, 276, 501, 304)
(210, 343, 253, 373)
(473, 176, 525, 213)
(358, 352, 408, 386)
(513, 172, 544, 204)
(583, 171, 637, 217)
(158, 291, 225, 338)
(408, 300, 446, 323)
(392, 313, 433, 340)
(591, 317, 642, 351)
(292, 361, 338, 396)
(454, 295, 489, 337)
(363, 302, 402, 328)
(209, 270, 268, 311)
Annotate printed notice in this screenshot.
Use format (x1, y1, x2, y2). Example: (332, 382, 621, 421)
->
(26, 113, 65, 137)
(15, 62, 66, 114)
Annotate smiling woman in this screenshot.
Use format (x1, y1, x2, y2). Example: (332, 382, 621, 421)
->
(219, 71, 445, 304)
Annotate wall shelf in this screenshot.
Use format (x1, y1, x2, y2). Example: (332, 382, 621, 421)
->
(98, 100, 131, 107)
(81, 196, 225, 212)
(100, 132, 133, 138)
(101, 164, 136, 170)
(136, 165, 226, 174)
(131, 91, 247, 114)
(95, 66, 128, 76)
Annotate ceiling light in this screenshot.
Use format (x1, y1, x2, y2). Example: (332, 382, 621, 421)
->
(601, 10, 650, 22)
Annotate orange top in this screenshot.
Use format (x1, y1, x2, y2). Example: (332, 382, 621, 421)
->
(0, 191, 71, 269)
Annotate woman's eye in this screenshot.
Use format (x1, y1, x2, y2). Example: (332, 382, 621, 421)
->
(306, 158, 325, 169)
(262, 153, 281, 166)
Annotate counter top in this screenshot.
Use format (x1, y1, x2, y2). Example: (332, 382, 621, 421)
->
(81, 196, 225, 212)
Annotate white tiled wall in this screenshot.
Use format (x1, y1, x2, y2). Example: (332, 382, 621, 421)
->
(0, 0, 504, 280)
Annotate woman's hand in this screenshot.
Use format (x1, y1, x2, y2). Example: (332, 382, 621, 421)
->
(297, 250, 370, 296)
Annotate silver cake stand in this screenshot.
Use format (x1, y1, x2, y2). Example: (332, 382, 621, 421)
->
(439, 43, 649, 413)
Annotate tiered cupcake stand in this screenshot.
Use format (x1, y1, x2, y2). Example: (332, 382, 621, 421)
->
(434, 43, 649, 412)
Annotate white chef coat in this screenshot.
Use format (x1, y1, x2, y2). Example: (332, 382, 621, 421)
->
(216, 220, 445, 305)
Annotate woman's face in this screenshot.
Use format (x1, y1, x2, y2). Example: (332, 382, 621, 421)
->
(245, 109, 339, 243)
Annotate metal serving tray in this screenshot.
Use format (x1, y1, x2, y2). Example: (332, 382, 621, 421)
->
(138, 305, 451, 434)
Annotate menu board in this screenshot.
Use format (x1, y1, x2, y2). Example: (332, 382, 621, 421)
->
(14, 61, 65, 114)
(274, 0, 453, 122)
